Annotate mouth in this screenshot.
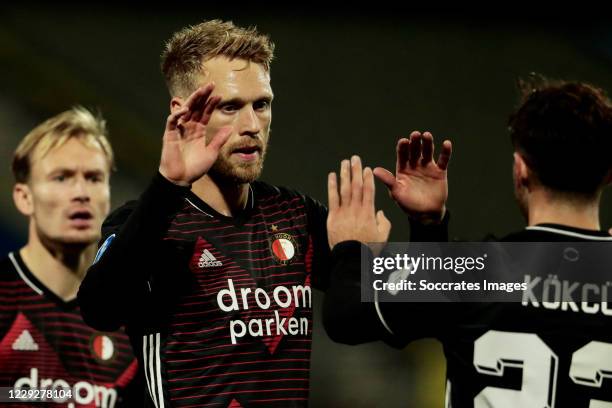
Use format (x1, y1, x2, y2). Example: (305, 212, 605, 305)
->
(69, 210, 93, 220)
(68, 210, 94, 227)
(231, 145, 262, 161)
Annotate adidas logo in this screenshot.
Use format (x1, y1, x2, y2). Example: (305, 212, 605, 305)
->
(198, 249, 222, 268)
(12, 330, 39, 351)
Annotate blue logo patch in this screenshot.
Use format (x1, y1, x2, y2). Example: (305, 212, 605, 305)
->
(93, 234, 116, 264)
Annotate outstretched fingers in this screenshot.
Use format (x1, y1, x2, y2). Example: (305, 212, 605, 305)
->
(408, 131, 422, 168)
(207, 126, 233, 153)
(350, 156, 364, 206)
(184, 83, 215, 122)
(340, 159, 351, 207)
(166, 107, 189, 134)
(201, 96, 222, 125)
(397, 137, 410, 172)
(373, 167, 396, 190)
(376, 210, 391, 240)
(421, 132, 434, 165)
(362, 166, 375, 211)
(437, 140, 453, 171)
(328, 172, 339, 213)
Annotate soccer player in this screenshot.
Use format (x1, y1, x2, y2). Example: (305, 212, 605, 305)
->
(323, 78, 612, 407)
(1, 107, 140, 407)
(77, 20, 390, 407)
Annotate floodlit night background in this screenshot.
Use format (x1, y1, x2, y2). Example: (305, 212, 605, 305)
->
(1, 5, 611, 406)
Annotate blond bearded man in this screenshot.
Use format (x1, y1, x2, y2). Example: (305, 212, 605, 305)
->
(79, 20, 389, 407)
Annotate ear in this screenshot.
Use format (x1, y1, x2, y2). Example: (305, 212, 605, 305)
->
(13, 183, 33, 216)
(513, 152, 530, 187)
(170, 96, 184, 114)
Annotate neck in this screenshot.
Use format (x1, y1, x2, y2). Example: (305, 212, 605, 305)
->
(527, 190, 601, 230)
(191, 174, 250, 217)
(20, 228, 96, 302)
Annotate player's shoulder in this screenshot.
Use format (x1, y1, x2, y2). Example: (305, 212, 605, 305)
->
(498, 230, 532, 242)
(252, 181, 326, 216)
(102, 200, 138, 231)
(500, 224, 612, 242)
(0, 254, 12, 271)
(0, 252, 21, 283)
(252, 181, 309, 202)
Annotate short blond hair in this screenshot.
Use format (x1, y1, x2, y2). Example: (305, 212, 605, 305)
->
(12, 106, 114, 183)
(161, 19, 275, 98)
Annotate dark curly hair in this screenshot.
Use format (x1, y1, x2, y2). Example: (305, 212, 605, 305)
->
(508, 75, 612, 197)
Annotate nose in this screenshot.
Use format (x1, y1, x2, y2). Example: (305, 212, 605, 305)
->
(238, 106, 261, 137)
(71, 176, 91, 203)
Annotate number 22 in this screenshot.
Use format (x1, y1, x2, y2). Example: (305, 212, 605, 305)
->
(472, 330, 612, 407)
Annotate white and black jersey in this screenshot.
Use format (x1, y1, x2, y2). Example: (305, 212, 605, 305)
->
(324, 216, 612, 407)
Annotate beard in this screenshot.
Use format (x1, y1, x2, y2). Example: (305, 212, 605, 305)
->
(208, 142, 268, 185)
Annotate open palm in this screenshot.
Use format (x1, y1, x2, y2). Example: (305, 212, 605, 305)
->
(160, 83, 232, 186)
(374, 131, 452, 221)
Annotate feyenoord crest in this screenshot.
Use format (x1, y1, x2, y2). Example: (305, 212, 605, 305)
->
(90, 334, 115, 363)
(270, 232, 298, 264)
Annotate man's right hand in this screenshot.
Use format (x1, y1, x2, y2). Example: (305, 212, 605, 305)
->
(159, 83, 233, 186)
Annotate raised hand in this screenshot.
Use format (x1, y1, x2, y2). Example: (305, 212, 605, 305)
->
(327, 155, 391, 250)
(159, 83, 233, 186)
(373, 131, 452, 224)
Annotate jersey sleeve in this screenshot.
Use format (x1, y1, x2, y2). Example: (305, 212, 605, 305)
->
(302, 195, 332, 290)
(377, 211, 456, 342)
(323, 211, 456, 346)
(322, 241, 407, 346)
(77, 172, 191, 331)
(409, 211, 450, 242)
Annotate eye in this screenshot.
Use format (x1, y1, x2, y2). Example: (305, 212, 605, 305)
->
(253, 100, 270, 111)
(220, 104, 239, 114)
(87, 174, 104, 183)
(53, 174, 67, 182)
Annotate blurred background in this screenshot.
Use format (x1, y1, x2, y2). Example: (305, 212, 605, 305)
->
(1, 4, 611, 407)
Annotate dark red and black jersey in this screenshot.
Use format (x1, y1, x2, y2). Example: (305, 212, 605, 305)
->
(78, 174, 345, 407)
(0, 252, 140, 408)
